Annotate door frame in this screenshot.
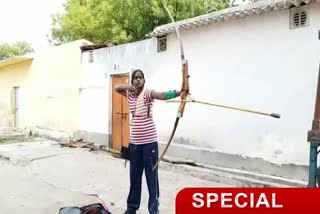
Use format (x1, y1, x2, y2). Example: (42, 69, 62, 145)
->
(108, 72, 130, 149)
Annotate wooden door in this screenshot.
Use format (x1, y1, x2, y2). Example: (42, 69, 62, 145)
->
(111, 75, 130, 155)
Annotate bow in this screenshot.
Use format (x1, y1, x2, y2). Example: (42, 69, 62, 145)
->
(153, 0, 190, 171)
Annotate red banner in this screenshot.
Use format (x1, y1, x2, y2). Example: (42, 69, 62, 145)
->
(176, 188, 320, 214)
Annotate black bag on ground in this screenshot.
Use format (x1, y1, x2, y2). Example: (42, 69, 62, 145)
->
(59, 203, 111, 214)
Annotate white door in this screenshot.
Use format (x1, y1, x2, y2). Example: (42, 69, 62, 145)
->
(13, 86, 20, 128)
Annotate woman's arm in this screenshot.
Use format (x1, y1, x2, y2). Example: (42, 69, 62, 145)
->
(114, 84, 136, 97)
(151, 90, 181, 100)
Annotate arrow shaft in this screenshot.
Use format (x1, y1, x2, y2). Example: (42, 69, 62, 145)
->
(167, 100, 279, 118)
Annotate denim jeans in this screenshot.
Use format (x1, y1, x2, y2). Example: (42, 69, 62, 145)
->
(126, 142, 160, 214)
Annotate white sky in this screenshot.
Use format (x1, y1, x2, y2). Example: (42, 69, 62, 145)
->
(0, 0, 66, 52)
(0, 0, 246, 53)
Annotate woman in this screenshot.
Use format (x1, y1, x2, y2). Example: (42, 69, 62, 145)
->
(115, 69, 181, 214)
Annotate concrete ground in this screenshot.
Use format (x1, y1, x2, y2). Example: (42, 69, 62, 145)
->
(0, 139, 231, 214)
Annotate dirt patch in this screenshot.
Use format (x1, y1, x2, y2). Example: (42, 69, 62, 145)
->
(60, 139, 95, 149)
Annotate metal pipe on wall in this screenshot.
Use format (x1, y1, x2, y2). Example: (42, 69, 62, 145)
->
(307, 64, 320, 187)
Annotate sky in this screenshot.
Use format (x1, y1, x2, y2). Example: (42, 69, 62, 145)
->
(0, 0, 66, 52)
(0, 0, 245, 53)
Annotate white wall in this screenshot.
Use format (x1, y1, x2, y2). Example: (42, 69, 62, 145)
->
(22, 39, 90, 134)
(80, 3, 320, 165)
(79, 61, 110, 134)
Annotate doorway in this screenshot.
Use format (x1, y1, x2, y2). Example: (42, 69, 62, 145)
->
(11, 86, 20, 128)
(111, 75, 130, 154)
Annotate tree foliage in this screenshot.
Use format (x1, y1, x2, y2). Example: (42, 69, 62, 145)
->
(0, 41, 34, 61)
(50, 0, 229, 44)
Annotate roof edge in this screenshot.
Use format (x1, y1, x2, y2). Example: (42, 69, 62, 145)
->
(147, 0, 313, 37)
(0, 56, 33, 69)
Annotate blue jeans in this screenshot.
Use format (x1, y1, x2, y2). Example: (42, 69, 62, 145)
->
(126, 142, 160, 214)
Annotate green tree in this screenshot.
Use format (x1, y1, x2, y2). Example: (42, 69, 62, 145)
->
(0, 41, 34, 61)
(50, 0, 229, 44)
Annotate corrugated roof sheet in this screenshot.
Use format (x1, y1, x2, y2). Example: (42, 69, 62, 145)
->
(147, 0, 313, 37)
(0, 56, 33, 69)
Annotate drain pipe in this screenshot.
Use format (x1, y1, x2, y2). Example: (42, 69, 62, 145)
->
(307, 63, 320, 187)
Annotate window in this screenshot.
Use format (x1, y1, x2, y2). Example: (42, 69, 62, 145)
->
(157, 35, 167, 52)
(290, 6, 309, 29)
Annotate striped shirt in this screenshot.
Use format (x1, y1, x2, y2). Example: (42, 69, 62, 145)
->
(128, 89, 157, 145)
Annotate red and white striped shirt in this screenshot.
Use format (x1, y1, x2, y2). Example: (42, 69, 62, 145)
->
(128, 89, 157, 145)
